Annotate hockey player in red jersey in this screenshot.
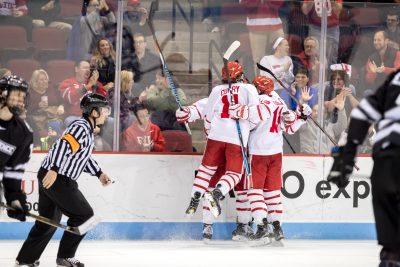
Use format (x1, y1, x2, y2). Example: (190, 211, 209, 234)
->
(229, 76, 312, 245)
(200, 61, 259, 218)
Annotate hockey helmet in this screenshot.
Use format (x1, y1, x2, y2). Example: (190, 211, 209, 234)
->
(253, 76, 274, 95)
(0, 75, 29, 94)
(80, 93, 110, 116)
(221, 61, 243, 81)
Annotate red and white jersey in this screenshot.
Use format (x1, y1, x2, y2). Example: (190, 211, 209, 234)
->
(249, 91, 306, 155)
(187, 98, 208, 122)
(205, 83, 259, 146)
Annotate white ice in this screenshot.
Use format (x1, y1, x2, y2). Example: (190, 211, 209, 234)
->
(0, 240, 380, 267)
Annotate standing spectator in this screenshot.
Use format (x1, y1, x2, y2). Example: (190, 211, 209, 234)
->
(291, 36, 321, 85)
(90, 37, 116, 91)
(27, 0, 72, 32)
(302, 0, 343, 65)
(280, 67, 318, 111)
(299, 102, 347, 154)
(123, 0, 150, 37)
(366, 30, 400, 90)
(121, 103, 165, 152)
(80, 0, 115, 59)
(383, 12, 400, 50)
(324, 70, 359, 120)
(27, 69, 64, 149)
(145, 70, 188, 131)
(122, 32, 162, 95)
(202, 0, 221, 33)
(59, 60, 106, 126)
(0, 0, 34, 40)
(259, 37, 294, 94)
(107, 70, 138, 131)
(240, 0, 285, 75)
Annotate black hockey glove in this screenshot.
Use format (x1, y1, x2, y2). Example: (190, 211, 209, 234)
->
(6, 192, 28, 222)
(327, 145, 357, 188)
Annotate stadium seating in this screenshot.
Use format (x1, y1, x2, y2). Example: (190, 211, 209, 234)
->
(162, 130, 193, 152)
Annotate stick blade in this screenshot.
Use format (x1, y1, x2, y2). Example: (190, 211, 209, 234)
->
(223, 40, 241, 60)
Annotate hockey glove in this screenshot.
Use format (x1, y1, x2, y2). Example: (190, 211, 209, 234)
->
(327, 145, 357, 188)
(229, 104, 249, 120)
(296, 104, 312, 120)
(282, 110, 296, 127)
(6, 192, 28, 221)
(176, 107, 191, 123)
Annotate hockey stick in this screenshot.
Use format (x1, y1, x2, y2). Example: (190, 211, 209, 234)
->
(256, 63, 360, 170)
(147, 5, 192, 135)
(0, 202, 99, 235)
(223, 41, 251, 180)
(283, 134, 296, 154)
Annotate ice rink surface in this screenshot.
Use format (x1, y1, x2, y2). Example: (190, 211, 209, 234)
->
(0, 240, 380, 267)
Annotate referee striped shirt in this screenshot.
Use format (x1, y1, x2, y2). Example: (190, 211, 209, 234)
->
(41, 117, 102, 180)
(350, 70, 400, 154)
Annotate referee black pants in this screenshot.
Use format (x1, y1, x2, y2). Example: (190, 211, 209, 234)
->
(371, 156, 400, 251)
(16, 167, 94, 263)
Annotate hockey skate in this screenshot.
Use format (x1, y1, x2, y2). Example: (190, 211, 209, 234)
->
(56, 258, 84, 267)
(185, 192, 201, 216)
(202, 223, 213, 244)
(204, 188, 223, 218)
(269, 221, 284, 247)
(249, 224, 271, 247)
(14, 260, 40, 267)
(232, 223, 254, 241)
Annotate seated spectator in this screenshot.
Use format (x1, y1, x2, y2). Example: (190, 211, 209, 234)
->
(121, 103, 165, 152)
(80, 0, 115, 59)
(144, 70, 188, 131)
(324, 70, 359, 122)
(122, 32, 162, 95)
(27, 0, 72, 32)
(107, 70, 138, 131)
(259, 37, 294, 93)
(280, 67, 319, 111)
(26, 69, 64, 149)
(291, 36, 321, 85)
(383, 11, 400, 50)
(366, 30, 400, 90)
(90, 37, 115, 90)
(0, 0, 35, 40)
(59, 60, 106, 126)
(299, 102, 347, 154)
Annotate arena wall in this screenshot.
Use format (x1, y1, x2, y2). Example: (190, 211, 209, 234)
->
(0, 153, 376, 240)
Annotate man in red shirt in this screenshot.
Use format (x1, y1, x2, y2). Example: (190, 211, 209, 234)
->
(121, 103, 165, 152)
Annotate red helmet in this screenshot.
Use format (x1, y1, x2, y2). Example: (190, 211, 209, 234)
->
(221, 61, 243, 81)
(253, 76, 274, 94)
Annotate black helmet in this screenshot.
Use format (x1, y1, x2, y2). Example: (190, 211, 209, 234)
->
(0, 75, 28, 94)
(80, 93, 109, 115)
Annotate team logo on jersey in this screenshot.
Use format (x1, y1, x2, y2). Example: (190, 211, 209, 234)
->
(0, 139, 16, 155)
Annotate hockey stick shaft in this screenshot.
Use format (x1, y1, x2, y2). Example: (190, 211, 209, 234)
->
(283, 134, 296, 154)
(147, 16, 192, 135)
(257, 63, 359, 171)
(0, 202, 80, 235)
(223, 41, 251, 179)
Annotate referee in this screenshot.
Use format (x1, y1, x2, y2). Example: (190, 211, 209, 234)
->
(327, 69, 400, 267)
(16, 93, 113, 267)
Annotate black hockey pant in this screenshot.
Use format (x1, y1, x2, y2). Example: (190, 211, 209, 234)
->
(16, 167, 94, 263)
(371, 156, 400, 251)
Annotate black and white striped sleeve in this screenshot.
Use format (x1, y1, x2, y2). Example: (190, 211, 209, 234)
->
(48, 123, 85, 172)
(84, 156, 102, 177)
